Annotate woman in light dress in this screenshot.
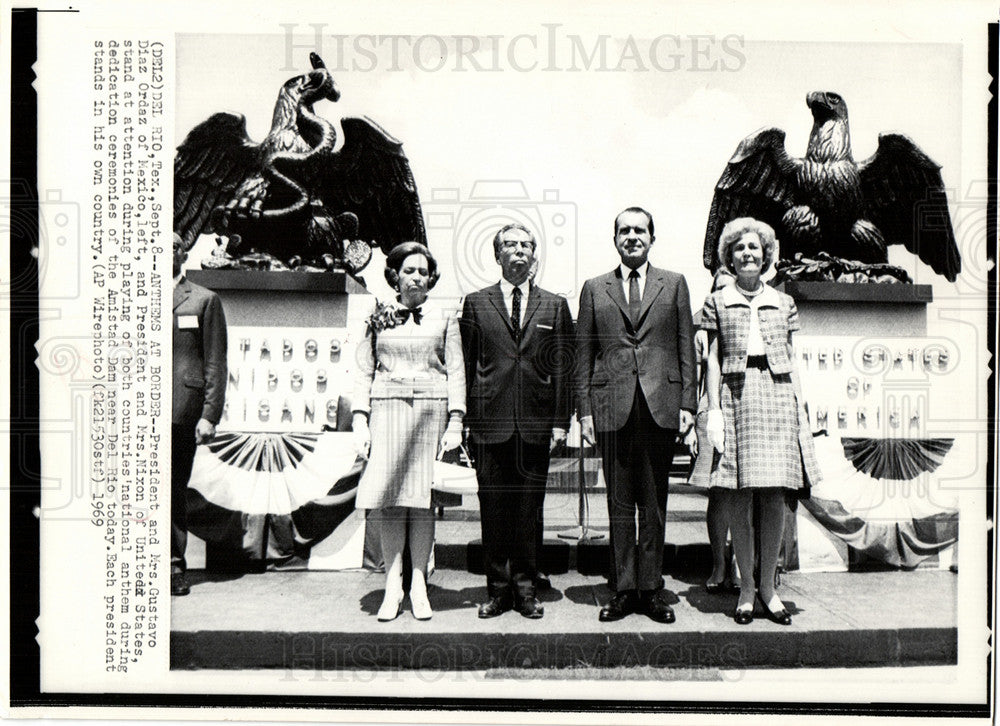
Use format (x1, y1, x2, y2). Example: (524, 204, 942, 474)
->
(353, 242, 465, 621)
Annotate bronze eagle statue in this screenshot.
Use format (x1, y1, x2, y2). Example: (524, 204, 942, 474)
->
(703, 91, 961, 282)
(174, 53, 426, 272)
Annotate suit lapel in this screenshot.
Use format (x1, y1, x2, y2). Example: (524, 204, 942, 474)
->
(485, 284, 515, 336)
(520, 285, 543, 333)
(636, 268, 665, 328)
(604, 270, 631, 322)
(173, 278, 192, 311)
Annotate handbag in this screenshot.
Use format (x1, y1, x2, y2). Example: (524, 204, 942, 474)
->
(432, 443, 478, 495)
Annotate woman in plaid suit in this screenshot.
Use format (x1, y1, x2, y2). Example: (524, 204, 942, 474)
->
(700, 218, 821, 625)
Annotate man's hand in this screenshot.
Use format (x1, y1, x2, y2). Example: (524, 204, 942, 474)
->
(579, 415, 596, 447)
(706, 409, 725, 454)
(550, 427, 568, 452)
(682, 426, 698, 457)
(352, 413, 371, 459)
(194, 418, 217, 445)
(679, 409, 694, 435)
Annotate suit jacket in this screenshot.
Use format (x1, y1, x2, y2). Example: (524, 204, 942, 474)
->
(700, 284, 799, 375)
(173, 278, 228, 427)
(461, 283, 574, 446)
(575, 265, 696, 432)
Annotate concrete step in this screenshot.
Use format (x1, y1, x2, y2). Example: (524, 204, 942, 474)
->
(170, 568, 957, 671)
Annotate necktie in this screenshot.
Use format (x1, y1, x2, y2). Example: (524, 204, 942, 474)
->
(511, 287, 522, 340)
(396, 306, 423, 325)
(628, 269, 641, 327)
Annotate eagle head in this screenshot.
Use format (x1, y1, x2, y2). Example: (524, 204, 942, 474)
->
(807, 91, 848, 122)
(283, 52, 341, 105)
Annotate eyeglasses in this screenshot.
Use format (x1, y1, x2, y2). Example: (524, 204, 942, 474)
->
(500, 239, 534, 250)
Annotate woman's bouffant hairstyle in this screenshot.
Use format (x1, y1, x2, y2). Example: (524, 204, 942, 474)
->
(717, 217, 778, 275)
(383, 241, 440, 290)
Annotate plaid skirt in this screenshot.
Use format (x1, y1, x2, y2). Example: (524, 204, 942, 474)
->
(355, 394, 447, 510)
(709, 366, 812, 491)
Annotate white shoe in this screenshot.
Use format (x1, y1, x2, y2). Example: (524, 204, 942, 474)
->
(377, 575, 404, 622)
(410, 573, 433, 621)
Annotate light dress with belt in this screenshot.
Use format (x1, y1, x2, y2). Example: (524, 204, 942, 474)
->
(699, 284, 821, 491)
(353, 299, 466, 510)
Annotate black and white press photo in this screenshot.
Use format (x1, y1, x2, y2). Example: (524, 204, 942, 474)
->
(6, 1, 999, 722)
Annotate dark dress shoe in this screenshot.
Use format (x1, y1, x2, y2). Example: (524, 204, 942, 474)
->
(759, 594, 792, 625)
(171, 572, 191, 597)
(642, 592, 676, 623)
(517, 596, 544, 619)
(734, 605, 754, 625)
(599, 591, 637, 622)
(534, 575, 552, 591)
(478, 595, 513, 619)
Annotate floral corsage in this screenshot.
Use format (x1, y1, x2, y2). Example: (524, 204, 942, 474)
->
(365, 300, 404, 340)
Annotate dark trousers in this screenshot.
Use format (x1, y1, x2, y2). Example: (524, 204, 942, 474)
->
(172, 422, 197, 575)
(596, 387, 677, 593)
(474, 433, 550, 600)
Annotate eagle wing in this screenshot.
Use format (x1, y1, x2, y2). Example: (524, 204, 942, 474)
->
(859, 133, 961, 282)
(320, 116, 426, 255)
(173, 112, 263, 250)
(703, 127, 799, 271)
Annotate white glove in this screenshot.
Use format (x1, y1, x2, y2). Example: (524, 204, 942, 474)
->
(439, 421, 463, 455)
(352, 413, 371, 459)
(706, 409, 725, 454)
(194, 418, 217, 445)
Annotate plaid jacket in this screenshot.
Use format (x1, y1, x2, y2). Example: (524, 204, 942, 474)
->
(699, 284, 798, 375)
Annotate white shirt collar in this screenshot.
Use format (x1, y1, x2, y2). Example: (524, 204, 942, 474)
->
(174, 273, 185, 287)
(720, 282, 781, 308)
(619, 262, 649, 281)
(499, 277, 530, 300)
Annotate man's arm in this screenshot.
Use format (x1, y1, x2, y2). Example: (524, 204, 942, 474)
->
(200, 292, 228, 426)
(551, 295, 574, 433)
(459, 294, 479, 404)
(575, 280, 597, 444)
(676, 276, 697, 416)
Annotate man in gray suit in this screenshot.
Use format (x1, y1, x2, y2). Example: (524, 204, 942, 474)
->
(576, 208, 696, 622)
(172, 233, 227, 596)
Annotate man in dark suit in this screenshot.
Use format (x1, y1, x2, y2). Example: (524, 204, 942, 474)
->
(576, 208, 696, 622)
(172, 233, 228, 596)
(461, 224, 574, 619)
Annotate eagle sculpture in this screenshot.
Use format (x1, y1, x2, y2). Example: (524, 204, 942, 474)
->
(174, 53, 426, 273)
(704, 91, 961, 282)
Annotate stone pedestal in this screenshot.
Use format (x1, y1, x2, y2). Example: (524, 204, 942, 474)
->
(183, 270, 376, 570)
(187, 269, 369, 433)
(776, 281, 958, 572)
(188, 269, 368, 328)
(779, 281, 932, 336)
